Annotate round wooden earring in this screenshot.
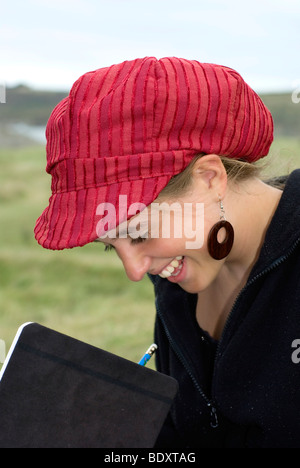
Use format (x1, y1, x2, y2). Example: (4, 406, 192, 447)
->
(207, 220, 234, 260)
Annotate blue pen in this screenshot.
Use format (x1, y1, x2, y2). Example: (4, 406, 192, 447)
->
(138, 344, 158, 366)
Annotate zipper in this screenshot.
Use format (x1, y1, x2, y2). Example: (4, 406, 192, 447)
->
(158, 237, 300, 430)
(213, 237, 300, 388)
(157, 307, 219, 428)
(212, 238, 300, 404)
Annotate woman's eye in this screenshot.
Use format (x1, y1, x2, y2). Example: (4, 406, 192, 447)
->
(104, 244, 115, 252)
(103, 236, 147, 250)
(130, 236, 147, 245)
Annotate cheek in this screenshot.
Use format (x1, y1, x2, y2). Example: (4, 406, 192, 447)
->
(182, 255, 223, 293)
(183, 203, 219, 252)
(154, 237, 185, 254)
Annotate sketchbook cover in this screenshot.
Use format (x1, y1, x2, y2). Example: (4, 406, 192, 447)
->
(0, 323, 178, 448)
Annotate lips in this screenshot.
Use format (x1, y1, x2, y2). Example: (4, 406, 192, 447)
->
(158, 256, 184, 278)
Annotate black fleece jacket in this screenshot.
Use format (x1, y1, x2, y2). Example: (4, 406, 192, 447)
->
(149, 169, 300, 448)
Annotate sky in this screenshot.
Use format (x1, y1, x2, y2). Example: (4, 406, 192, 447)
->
(1, 0, 300, 94)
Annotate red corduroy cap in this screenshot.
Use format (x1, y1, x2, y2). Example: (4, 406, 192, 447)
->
(34, 57, 273, 250)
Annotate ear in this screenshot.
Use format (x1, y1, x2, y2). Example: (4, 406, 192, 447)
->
(191, 154, 228, 196)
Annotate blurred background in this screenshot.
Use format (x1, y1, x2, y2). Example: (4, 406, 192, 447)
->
(1, 0, 300, 368)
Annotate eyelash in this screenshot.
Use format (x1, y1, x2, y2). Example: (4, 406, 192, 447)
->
(103, 237, 147, 252)
(104, 244, 115, 252)
(130, 237, 147, 245)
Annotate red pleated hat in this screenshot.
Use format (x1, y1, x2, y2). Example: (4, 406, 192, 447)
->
(34, 57, 273, 250)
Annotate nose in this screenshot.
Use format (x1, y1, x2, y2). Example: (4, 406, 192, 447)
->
(117, 245, 151, 282)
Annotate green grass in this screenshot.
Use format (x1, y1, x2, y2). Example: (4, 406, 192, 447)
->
(1, 139, 300, 371)
(264, 137, 300, 177)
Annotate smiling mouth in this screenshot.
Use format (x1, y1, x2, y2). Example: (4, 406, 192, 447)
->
(158, 256, 184, 278)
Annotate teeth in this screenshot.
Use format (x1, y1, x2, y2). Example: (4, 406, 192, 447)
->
(159, 270, 171, 278)
(158, 256, 183, 278)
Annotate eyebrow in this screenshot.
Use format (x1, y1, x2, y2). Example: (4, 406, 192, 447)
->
(115, 225, 128, 238)
(117, 218, 149, 238)
(94, 214, 150, 242)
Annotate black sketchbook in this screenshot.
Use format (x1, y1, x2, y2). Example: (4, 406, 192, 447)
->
(0, 323, 178, 448)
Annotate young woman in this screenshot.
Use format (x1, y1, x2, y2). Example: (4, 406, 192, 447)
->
(35, 57, 300, 447)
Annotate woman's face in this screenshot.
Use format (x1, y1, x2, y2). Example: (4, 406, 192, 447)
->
(99, 178, 227, 295)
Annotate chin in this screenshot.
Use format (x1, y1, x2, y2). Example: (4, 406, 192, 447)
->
(179, 276, 212, 294)
(178, 282, 205, 295)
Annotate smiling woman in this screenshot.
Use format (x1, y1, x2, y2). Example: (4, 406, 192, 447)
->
(34, 56, 300, 448)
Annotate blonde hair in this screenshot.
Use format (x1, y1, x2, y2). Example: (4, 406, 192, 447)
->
(158, 154, 261, 199)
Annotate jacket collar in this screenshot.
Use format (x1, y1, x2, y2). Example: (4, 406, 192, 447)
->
(249, 169, 300, 279)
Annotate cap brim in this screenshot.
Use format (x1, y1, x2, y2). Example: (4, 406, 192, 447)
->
(34, 176, 172, 250)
